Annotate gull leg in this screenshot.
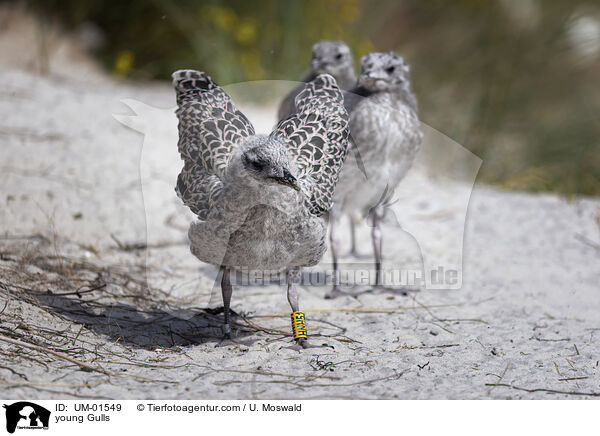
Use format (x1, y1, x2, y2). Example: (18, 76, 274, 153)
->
(215, 266, 251, 347)
(221, 266, 233, 338)
(372, 210, 383, 287)
(325, 210, 371, 300)
(347, 214, 370, 258)
(325, 210, 344, 299)
(285, 269, 330, 350)
(368, 208, 416, 296)
(349, 216, 359, 256)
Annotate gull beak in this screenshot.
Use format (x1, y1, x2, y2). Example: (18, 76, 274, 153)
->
(277, 170, 301, 192)
(361, 70, 387, 84)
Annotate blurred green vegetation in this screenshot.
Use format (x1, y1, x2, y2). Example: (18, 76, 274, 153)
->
(28, 0, 600, 196)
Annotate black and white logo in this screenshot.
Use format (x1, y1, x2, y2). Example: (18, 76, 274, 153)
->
(3, 402, 50, 434)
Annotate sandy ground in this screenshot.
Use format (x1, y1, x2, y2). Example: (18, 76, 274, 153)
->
(1, 56, 600, 399)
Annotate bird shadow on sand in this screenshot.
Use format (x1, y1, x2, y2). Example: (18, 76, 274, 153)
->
(34, 291, 259, 349)
(23, 288, 261, 349)
(0, 243, 262, 350)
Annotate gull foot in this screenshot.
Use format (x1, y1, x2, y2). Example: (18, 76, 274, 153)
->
(324, 287, 372, 300)
(214, 325, 252, 348)
(345, 249, 372, 259)
(203, 307, 241, 317)
(283, 338, 333, 351)
(367, 285, 420, 296)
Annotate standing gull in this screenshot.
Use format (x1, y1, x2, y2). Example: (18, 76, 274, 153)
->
(173, 70, 349, 348)
(278, 40, 356, 121)
(278, 40, 365, 255)
(327, 52, 423, 298)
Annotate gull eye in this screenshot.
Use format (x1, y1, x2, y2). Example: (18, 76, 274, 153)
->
(335, 53, 343, 60)
(386, 66, 395, 74)
(244, 154, 265, 171)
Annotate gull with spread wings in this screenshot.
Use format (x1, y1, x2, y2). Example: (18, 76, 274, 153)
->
(173, 70, 349, 349)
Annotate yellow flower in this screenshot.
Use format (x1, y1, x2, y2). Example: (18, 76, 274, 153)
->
(235, 20, 257, 45)
(114, 50, 134, 76)
(213, 7, 237, 32)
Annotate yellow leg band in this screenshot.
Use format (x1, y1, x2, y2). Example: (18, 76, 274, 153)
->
(290, 311, 307, 340)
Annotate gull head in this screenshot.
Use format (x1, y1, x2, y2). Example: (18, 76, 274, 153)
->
(358, 52, 411, 93)
(311, 41, 353, 77)
(241, 136, 300, 192)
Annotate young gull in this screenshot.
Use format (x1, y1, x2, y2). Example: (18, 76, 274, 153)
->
(327, 52, 423, 298)
(173, 70, 349, 348)
(277, 40, 356, 121)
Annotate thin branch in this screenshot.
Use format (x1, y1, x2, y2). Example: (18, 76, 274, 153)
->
(0, 335, 112, 376)
(485, 383, 600, 397)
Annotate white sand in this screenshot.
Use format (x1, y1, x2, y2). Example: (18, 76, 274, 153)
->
(1, 34, 599, 399)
